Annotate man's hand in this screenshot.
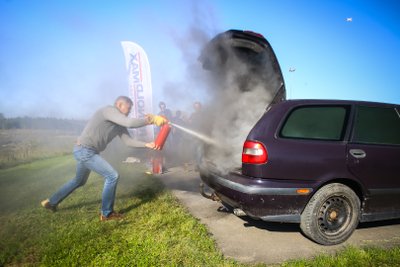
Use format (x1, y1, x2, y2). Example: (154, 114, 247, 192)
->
(145, 142, 160, 150)
(145, 114, 168, 126)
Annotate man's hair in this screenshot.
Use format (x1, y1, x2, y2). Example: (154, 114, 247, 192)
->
(114, 96, 133, 106)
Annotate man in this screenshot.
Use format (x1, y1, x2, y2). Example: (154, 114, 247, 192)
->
(41, 96, 167, 221)
(188, 101, 203, 129)
(157, 101, 172, 120)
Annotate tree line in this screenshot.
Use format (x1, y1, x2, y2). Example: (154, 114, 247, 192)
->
(0, 113, 85, 133)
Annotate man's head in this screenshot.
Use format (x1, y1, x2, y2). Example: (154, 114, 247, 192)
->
(114, 96, 133, 116)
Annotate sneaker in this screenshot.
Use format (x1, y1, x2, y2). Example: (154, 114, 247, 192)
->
(100, 211, 124, 221)
(41, 199, 57, 212)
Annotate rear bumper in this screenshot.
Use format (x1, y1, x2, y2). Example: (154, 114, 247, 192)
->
(199, 165, 315, 223)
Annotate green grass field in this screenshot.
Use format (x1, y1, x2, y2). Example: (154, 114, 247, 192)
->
(1, 156, 400, 266)
(0, 155, 244, 266)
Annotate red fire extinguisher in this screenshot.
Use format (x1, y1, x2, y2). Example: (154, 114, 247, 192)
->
(152, 155, 163, 174)
(154, 122, 171, 150)
(152, 121, 171, 174)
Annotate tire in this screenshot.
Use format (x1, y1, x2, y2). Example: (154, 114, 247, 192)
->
(300, 183, 360, 245)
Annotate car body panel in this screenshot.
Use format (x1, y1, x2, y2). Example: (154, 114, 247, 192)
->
(200, 165, 315, 223)
(347, 103, 400, 220)
(200, 99, 400, 224)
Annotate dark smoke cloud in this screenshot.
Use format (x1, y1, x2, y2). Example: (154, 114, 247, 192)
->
(160, 2, 284, 174)
(202, 43, 280, 173)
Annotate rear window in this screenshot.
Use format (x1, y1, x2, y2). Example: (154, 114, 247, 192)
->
(280, 106, 348, 141)
(352, 106, 400, 145)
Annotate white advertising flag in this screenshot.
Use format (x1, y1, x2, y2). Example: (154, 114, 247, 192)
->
(121, 41, 154, 142)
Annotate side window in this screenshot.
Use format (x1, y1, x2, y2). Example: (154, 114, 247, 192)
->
(280, 106, 348, 141)
(353, 106, 400, 145)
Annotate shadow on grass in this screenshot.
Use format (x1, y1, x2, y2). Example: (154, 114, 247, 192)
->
(51, 174, 167, 216)
(118, 198, 152, 214)
(58, 200, 102, 212)
(57, 198, 156, 215)
(118, 183, 166, 214)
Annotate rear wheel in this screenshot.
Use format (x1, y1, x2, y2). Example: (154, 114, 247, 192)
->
(300, 183, 360, 245)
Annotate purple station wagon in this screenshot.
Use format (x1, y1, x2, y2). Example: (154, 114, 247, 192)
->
(198, 30, 400, 245)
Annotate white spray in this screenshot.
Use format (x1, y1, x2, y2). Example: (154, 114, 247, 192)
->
(169, 122, 220, 147)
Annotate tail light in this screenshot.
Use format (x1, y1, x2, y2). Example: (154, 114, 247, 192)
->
(242, 140, 268, 164)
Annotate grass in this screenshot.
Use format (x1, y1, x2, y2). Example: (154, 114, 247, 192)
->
(281, 246, 400, 267)
(0, 155, 244, 266)
(0, 129, 76, 168)
(0, 156, 400, 266)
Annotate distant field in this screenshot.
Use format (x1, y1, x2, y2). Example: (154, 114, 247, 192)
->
(0, 129, 77, 168)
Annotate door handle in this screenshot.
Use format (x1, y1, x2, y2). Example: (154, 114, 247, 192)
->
(349, 149, 366, 159)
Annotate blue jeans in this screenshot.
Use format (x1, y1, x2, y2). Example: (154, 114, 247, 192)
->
(49, 145, 119, 217)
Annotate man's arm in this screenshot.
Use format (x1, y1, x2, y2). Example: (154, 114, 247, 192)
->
(120, 132, 146, 147)
(103, 106, 148, 128)
(120, 132, 158, 149)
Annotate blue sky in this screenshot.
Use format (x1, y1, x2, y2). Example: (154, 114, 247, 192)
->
(0, 0, 399, 119)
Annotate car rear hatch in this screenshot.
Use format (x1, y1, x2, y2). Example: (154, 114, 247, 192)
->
(199, 29, 286, 103)
(198, 29, 286, 173)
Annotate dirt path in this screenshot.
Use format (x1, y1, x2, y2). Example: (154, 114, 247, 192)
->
(160, 166, 400, 265)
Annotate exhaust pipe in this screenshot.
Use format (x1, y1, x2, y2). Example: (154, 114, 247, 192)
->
(199, 183, 247, 217)
(199, 182, 220, 201)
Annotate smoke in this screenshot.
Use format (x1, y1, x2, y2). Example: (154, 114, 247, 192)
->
(202, 43, 280, 174)
(159, 3, 284, 174)
(206, 88, 273, 173)
(158, 1, 219, 112)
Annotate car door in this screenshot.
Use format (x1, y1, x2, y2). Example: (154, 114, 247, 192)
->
(347, 105, 400, 219)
